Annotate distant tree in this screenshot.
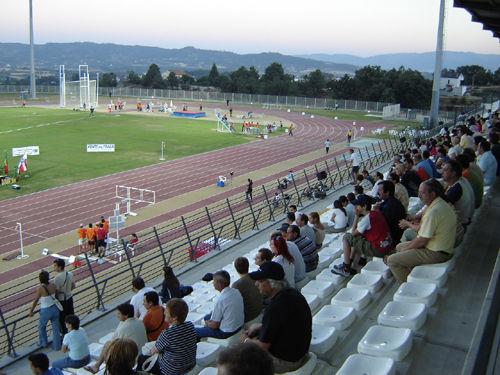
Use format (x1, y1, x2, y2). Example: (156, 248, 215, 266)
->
(392, 67, 432, 109)
(180, 74, 195, 85)
(300, 69, 326, 97)
(166, 72, 179, 89)
(142, 63, 163, 88)
(494, 67, 500, 85)
(127, 70, 141, 85)
(70, 72, 79, 81)
(456, 65, 489, 85)
(99, 72, 118, 87)
(353, 66, 386, 100)
(209, 63, 219, 86)
(214, 75, 231, 91)
(260, 62, 293, 95)
(196, 76, 211, 86)
(229, 65, 261, 93)
(328, 74, 355, 100)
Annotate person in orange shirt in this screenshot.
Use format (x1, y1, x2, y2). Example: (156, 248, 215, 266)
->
(86, 223, 96, 254)
(77, 224, 87, 254)
(100, 216, 109, 234)
(142, 292, 169, 341)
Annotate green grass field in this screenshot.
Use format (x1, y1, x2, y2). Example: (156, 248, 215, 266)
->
(0, 98, 409, 201)
(0, 106, 264, 200)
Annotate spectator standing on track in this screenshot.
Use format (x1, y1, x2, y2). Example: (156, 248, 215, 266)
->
(289, 124, 294, 136)
(53, 259, 76, 337)
(325, 139, 330, 154)
(349, 149, 359, 184)
(77, 224, 87, 254)
(347, 130, 353, 143)
(245, 179, 253, 202)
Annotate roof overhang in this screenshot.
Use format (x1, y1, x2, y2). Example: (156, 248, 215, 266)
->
(454, 0, 500, 40)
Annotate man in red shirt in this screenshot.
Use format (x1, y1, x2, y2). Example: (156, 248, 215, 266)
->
(332, 194, 394, 277)
(96, 223, 107, 257)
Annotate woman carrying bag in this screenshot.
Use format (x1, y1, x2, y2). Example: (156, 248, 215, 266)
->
(29, 270, 62, 350)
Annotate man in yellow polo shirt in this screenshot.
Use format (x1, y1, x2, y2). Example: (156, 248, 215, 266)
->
(387, 179, 456, 284)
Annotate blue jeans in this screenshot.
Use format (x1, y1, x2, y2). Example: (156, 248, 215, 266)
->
(38, 305, 61, 350)
(195, 314, 241, 340)
(52, 355, 90, 369)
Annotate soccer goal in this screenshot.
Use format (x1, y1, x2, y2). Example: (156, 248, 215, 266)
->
(59, 65, 99, 109)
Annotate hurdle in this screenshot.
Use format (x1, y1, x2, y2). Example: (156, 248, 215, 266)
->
(115, 185, 156, 216)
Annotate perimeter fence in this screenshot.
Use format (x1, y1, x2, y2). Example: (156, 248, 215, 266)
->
(0, 126, 436, 360)
(0, 84, 465, 124)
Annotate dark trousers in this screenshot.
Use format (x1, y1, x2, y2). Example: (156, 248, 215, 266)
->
(59, 297, 74, 335)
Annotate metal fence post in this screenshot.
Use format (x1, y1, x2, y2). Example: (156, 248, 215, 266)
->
(204, 207, 219, 250)
(0, 308, 17, 358)
(324, 161, 335, 191)
(152, 227, 168, 266)
(262, 185, 275, 222)
(84, 252, 106, 311)
(181, 216, 196, 262)
(121, 239, 137, 278)
(226, 198, 241, 239)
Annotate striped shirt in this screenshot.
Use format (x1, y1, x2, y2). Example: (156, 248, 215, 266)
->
(155, 321, 197, 375)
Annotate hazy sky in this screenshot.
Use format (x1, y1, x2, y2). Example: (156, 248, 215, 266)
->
(1, 0, 499, 58)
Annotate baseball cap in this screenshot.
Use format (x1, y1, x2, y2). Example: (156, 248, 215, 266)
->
(351, 194, 372, 207)
(249, 261, 285, 281)
(277, 223, 290, 232)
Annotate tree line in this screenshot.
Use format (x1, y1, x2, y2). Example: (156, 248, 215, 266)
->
(3, 61, 498, 110)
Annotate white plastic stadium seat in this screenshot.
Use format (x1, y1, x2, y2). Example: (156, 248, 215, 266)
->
(196, 342, 222, 367)
(316, 269, 345, 285)
(319, 247, 342, 259)
(336, 354, 396, 375)
(361, 260, 392, 279)
(198, 368, 218, 375)
(282, 353, 317, 375)
(378, 301, 427, 331)
(393, 282, 438, 307)
(407, 265, 447, 288)
(301, 280, 336, 299)
(357, 325, 412, 361)
(426, 255, 455, 271)
(331, 288, 371, 311)
(88, 343, 104, 360)
(310, 325, 337, 354)
(98, 332, 114, 344)
(208, 330, 242, 347)
(313, 305, 356, 330)
(316, 253, 334, 270)
(304, 294, 321, 312)
(347, 274, 384, 293)
(243, 314, 263, 330)
(186, 312, 206, 325)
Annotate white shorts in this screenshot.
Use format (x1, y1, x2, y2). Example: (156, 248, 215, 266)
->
(78, 238, 86, 245)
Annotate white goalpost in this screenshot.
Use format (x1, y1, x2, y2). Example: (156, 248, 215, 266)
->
(59, 64, 99, 109)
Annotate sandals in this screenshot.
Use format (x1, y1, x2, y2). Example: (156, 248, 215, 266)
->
(83, 366, 98, 374)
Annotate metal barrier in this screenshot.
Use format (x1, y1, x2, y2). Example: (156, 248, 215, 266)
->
(0, 136, 414, 359)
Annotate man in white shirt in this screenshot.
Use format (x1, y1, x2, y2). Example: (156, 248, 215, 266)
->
(369, 172, 384, 198)
(349, 149, 360, 185)
(195, 271, 244, 340)
(130, 277, 157, 320)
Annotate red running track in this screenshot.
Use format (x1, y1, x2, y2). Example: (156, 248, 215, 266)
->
(0, 104, 383, 282)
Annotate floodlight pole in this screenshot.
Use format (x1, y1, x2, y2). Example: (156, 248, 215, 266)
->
(29, 0, 36, 100)
(159, 142, 165, 160)
(16, 222, 29, 260)
(430, 0, 446, 129)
